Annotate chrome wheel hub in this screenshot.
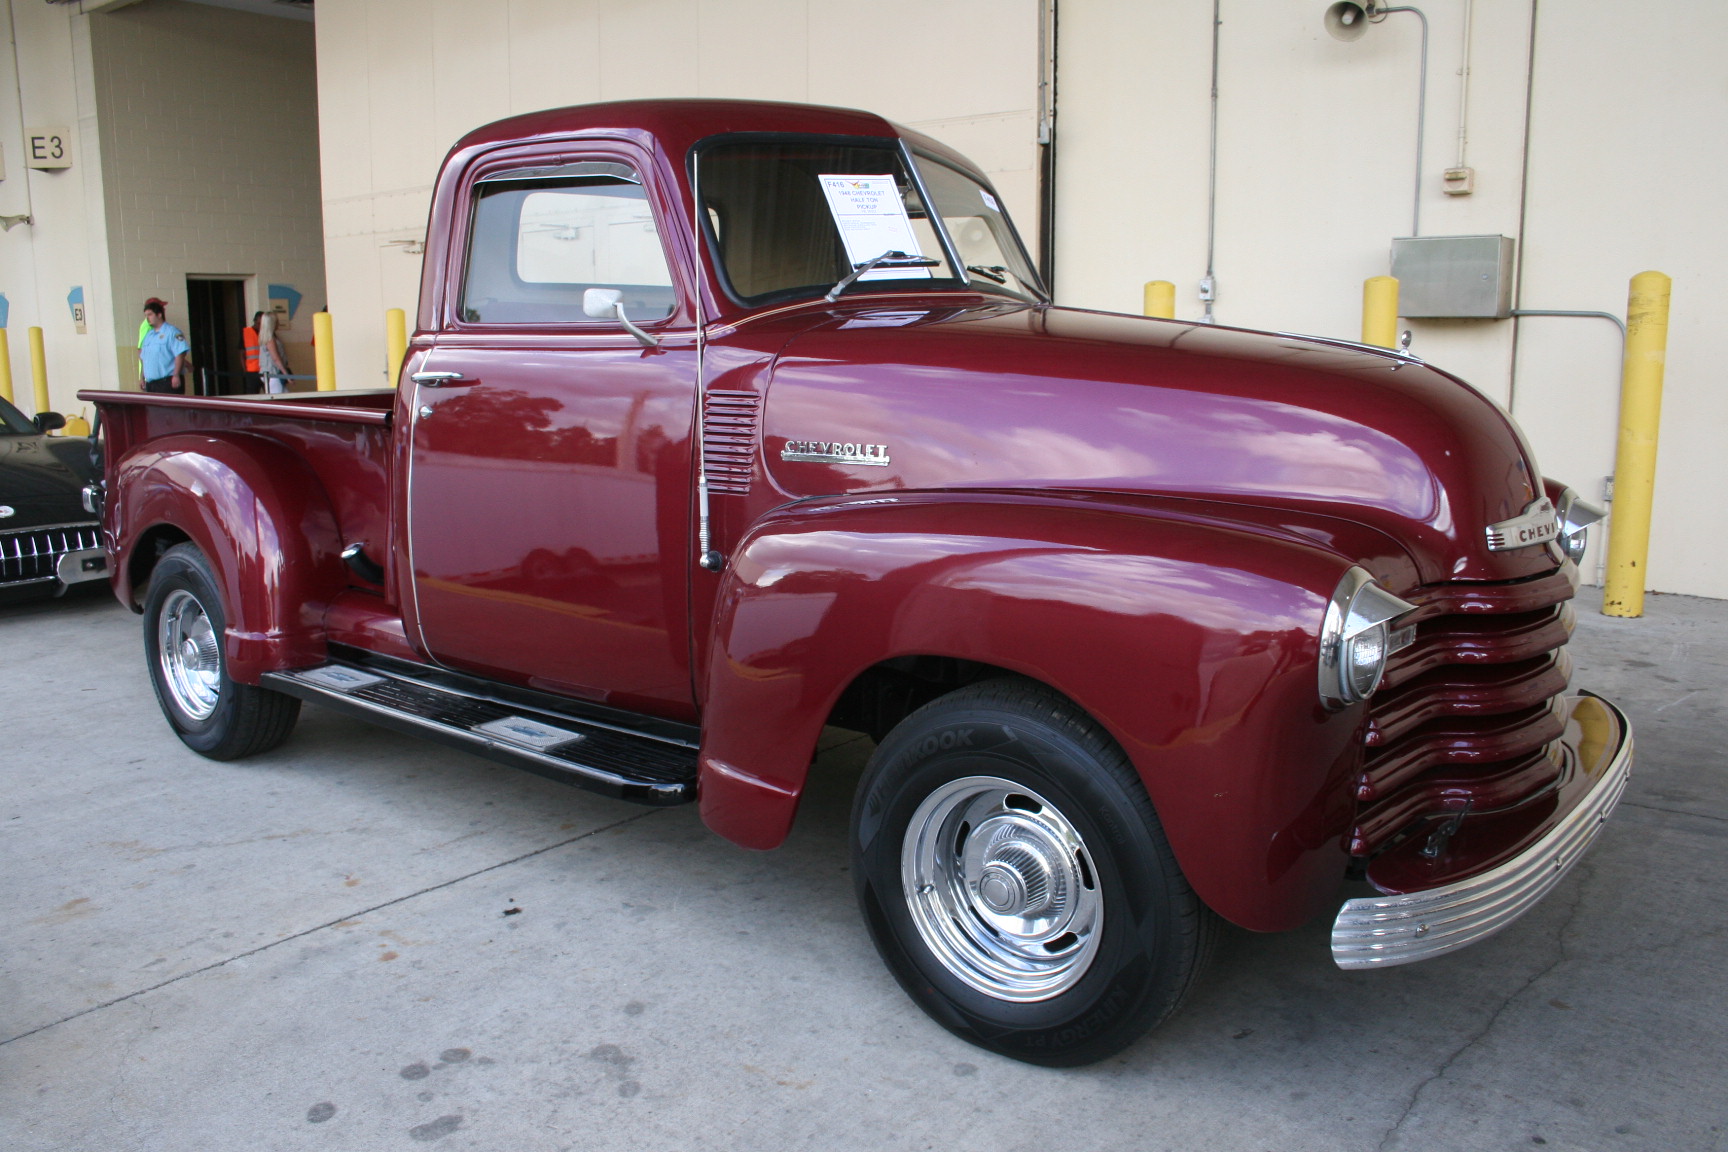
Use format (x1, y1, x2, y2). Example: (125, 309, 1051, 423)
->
(902, 776, 1102, 1002)
(158, 588, 222, 720)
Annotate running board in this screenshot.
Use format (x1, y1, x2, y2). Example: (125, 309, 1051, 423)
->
(260, 661, 697, 806)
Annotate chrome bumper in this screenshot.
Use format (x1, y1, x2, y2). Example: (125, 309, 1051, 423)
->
(56, 547, 108, 585)
(1331, 693, 1632, 970)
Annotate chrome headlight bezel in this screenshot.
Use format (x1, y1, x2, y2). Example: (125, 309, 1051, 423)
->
(1554, 486, 1606, 567)
(1318, 567, 1418, 708)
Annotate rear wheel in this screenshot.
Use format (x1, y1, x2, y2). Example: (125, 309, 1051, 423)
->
(144, 543, 299, 760)
(852, 678, 1216, 1066)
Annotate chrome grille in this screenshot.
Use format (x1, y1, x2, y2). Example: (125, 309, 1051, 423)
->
(0, 521, 102, 586)
(1351, 567, 1578, 857)
(702, 389, 761, 495)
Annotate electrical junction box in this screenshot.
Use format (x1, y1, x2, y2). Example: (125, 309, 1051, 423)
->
(1390, 235, 1515, 319)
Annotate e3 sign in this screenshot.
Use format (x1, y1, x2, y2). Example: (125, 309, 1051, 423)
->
(27, 126, 72, 170)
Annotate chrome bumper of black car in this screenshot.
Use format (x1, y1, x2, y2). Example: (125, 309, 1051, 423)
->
(0, 522, 104, 590)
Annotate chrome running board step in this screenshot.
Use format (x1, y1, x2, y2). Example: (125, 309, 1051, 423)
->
(261, 659, 697, 806)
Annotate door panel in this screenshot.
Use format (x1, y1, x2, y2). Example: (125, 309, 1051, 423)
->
(405, 149, 698, 720)
(407, 338, 696, 718)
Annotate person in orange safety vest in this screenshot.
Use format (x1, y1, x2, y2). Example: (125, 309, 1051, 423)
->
(242, 313, 262, 392)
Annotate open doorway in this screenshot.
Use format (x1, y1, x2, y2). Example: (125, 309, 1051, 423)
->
(185, 277, 250, 395)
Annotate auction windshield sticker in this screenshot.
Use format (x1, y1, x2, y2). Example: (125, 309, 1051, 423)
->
(818, 175, 932, 281)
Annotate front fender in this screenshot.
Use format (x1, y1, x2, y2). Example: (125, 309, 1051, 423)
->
(699, 491, 1370, 932)
(113, 432, 347, 682)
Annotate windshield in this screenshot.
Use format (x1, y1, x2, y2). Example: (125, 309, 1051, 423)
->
(0, 396, 36, 435)
(696, 137, 1041, 307)
(911, 153, 1043, 303)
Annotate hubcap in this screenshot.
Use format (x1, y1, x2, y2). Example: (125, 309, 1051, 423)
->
(901, 775, 1103, 1002)
(157, 588, 222, 720)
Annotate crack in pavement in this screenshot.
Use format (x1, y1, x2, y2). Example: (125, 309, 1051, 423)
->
(1620, 800, 1728, 825)
(1372, 863, 1594, 1152)
(0, 808, 662, 1049)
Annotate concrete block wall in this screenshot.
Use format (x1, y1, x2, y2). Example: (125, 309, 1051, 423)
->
(89, 0, 324, 388)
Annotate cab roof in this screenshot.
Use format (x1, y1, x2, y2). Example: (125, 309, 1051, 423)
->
(453, 98, 904, 159)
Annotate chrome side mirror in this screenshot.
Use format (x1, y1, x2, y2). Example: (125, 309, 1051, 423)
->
(582, 288, 658, 349)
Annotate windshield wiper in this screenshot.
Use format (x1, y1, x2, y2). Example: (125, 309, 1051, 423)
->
(824, 250, 941, 303)
(966, 264, 1008, 285)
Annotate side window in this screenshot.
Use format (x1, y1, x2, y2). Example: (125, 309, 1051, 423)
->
(460, 163, 676, 325)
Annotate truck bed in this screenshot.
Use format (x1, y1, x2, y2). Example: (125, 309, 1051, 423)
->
(80, 388, 397, 579)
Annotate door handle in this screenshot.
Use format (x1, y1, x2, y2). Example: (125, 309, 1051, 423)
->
(410, 371, 475, 387)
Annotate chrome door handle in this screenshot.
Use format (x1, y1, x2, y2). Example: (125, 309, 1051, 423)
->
(410, 371, 474, 387)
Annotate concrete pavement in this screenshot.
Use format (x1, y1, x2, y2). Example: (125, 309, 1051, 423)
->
(2, 586, 1724, 1151)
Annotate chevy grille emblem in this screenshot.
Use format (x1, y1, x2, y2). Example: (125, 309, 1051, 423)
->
(1485, 497, 1558, 551)
(781, 440, 892, 467)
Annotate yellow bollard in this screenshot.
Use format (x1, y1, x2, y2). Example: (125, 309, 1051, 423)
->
(1602, 271, 1672, 618)
(385, 308, 407, 388)
(313, 311, 336, 391)
(1142, 281, 1176, 320)
(0, 328, 12, 404)
(28, 326, 50, 414)
(1362, 276, 1399, 348)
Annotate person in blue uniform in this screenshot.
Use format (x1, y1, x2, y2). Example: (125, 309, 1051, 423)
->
(140, 300, 189, 393)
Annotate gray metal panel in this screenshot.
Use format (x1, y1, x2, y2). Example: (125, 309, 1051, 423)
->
(1390, 235, 1516, 319)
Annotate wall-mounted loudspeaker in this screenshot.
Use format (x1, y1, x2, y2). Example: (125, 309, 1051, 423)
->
(1324, 1, 1377, 42)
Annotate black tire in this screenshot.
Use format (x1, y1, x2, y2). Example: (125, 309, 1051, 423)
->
(143, 542, 300, 760)
(852, 677, 1217, 1067)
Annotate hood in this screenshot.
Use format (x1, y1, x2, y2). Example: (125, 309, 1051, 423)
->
(0, 434, 97, 530)
(759, 302, 1554, 585)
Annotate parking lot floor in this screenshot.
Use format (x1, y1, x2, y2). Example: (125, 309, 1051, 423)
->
(1, 585, 1724, 1152)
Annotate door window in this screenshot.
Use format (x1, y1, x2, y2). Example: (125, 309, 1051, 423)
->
(460, 163, 675, 325)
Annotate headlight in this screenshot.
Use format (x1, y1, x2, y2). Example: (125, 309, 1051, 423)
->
(1555, 487, 1606, 567)
(1319, 567, 1417, 708)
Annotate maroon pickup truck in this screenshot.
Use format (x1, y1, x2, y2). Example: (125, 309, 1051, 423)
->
(81, 99, 1630, 1066)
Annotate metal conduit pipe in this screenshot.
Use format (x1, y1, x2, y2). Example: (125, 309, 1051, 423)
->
(1453, 0, 1474, 173)
(1201, 0, 1221, 322)
(1374, 5, 1430, 237)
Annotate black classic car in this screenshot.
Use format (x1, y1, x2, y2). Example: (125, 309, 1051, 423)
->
(0, 396, 106, 604)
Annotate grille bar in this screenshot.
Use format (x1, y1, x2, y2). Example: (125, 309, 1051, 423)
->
(0, 522, 102, 586)
(1351, 566, 1579, 858)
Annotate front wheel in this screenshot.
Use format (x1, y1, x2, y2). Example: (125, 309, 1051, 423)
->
(852, 678, 1216, 1066)
(144, 542, 300, 760)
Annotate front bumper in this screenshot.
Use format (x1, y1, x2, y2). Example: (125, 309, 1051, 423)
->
(1331, 691, 1632, 969)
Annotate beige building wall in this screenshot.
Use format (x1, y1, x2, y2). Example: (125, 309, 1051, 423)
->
(316, 1, 1722, 600)
(1057, 0, 1725, 599)
(0, 0, 119, 420)
(314, 0, 1039, 389)
(88, 0, 324, 387)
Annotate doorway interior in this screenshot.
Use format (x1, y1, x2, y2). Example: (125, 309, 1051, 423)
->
(185, 277, 250, 395)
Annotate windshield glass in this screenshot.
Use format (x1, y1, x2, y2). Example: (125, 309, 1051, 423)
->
(697, 139, 963, 306)
(0, 396, 35, 435)
(911, 153, 1043, 303)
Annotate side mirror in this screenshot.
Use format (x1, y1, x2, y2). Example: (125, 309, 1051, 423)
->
(583, 288, 623, 319)
(33, 411, 65, 434)
(581, 287, 658, 349)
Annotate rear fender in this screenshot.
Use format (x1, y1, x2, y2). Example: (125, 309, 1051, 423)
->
(112, 433, 347, 682)
(699, 491, 1368, 931)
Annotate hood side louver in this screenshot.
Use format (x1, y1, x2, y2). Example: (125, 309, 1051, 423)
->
(703, 389, 762, 495)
